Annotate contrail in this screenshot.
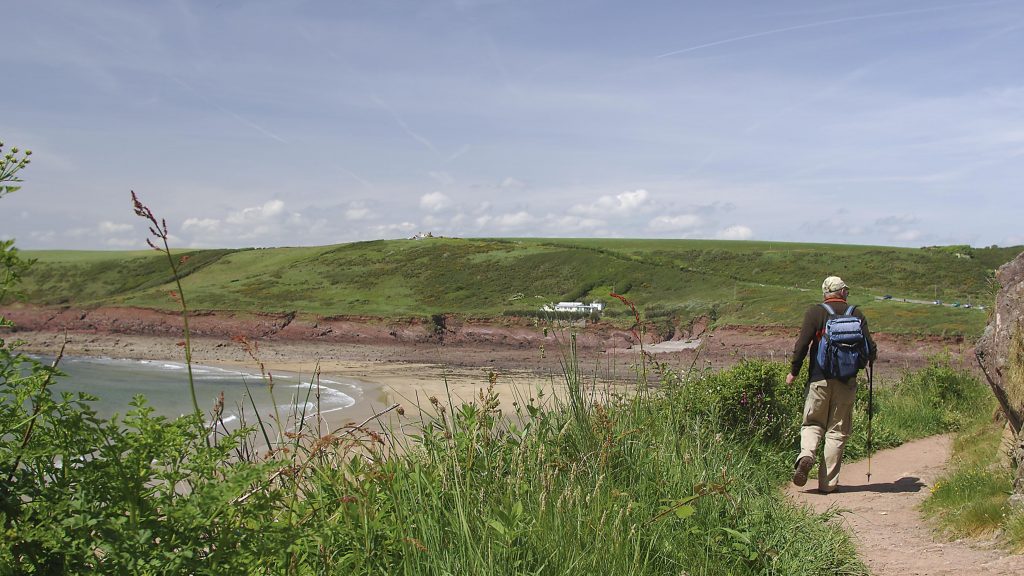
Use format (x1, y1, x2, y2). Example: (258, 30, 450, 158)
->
(372, 95, 441, 156)
(167, 74, 290, 146)
(656, 1, 1017, 58)
(296, 22, 445, 159)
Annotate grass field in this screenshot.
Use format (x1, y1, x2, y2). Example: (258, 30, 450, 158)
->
(9, 238, 1018, 338)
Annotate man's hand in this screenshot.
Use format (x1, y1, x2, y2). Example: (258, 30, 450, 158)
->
(785, 373, 796, 385)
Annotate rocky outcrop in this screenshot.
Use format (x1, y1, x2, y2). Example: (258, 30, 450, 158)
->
(975, 250, 1024, 495)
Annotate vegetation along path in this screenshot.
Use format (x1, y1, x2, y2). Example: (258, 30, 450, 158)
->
(788, 435, 1024, 575)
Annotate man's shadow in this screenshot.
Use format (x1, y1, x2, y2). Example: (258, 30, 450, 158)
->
(811, 476, 925, 494)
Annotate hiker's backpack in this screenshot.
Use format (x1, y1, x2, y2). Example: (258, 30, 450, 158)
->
(815, 303, 871, 380)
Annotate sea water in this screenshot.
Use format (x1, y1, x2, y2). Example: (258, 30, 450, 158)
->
(26, 355, 362, 432)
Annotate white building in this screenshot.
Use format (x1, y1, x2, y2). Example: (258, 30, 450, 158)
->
(542, 301, 605, 314)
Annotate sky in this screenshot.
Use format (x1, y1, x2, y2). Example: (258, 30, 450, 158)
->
(2, 0, 1024, 250)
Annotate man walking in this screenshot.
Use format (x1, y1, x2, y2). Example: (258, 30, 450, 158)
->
(786, 276, 876, 492)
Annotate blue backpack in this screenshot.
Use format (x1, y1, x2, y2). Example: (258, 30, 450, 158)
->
(815, 303, 871, 380)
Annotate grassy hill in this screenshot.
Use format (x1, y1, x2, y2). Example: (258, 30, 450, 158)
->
(8, 239, 1021, 338)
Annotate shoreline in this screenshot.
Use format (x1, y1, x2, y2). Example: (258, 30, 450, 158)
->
(12, 331, 583, 435)
(6, 317, 977, 434)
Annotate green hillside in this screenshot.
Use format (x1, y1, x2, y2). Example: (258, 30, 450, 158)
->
(9, 239, 1020, 338)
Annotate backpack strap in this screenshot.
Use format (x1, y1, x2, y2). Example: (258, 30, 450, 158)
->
(820, 303, 836, 315)
(844, 305, 857, 315)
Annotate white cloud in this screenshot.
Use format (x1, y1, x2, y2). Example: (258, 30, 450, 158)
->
(29, 230, 56, 244)
(104, 237, 140, 248)
(64, 221, 138, 246)
(872, 215, 922, 244)
(374, 222, 418, 236)
(571, 189, 649, 216)
(546, 215, 606, 232)
(648, 214, 701, 232)
(225, 199, 285, 225)
(182, 217, 221, 232)
(428, 171, 455, 186)
(175, 200, 330, 247)
(420, 191, 451, 212)
(716, 225, 753, 240)
(98, 221, 133, 234)
(893, 229, 922, 242)
(500, 177, 526, 190)
(344, 202, 371, 221)
(489, 211, 533, 229)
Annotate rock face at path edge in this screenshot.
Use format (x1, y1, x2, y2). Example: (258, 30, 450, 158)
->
(976, 249, 1024, 496)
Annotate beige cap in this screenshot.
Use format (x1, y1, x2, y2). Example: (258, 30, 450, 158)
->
(822, 276, 847, 294)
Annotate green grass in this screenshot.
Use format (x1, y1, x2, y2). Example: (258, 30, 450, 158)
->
(6, 238, 1013, 337)
(922, 422, 1020, 547)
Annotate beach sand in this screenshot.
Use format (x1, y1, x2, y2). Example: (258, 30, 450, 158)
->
(8, 322, 970, 439)
(11, 331, 615, 438)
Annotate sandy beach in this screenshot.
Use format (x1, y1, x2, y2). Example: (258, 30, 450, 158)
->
(7, 315, 974, 439)
(10, 330, 612, 436)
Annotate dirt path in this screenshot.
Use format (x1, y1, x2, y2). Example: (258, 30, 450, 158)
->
(788, 435, 1024, 575)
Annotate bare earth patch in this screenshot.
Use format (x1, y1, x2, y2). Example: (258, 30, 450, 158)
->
(788, 436, 1024, 575)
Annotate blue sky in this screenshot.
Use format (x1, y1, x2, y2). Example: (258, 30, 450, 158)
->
(2, 0, 1023, 249)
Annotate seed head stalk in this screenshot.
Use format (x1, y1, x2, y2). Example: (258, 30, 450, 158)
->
(132, 191, 201, 419)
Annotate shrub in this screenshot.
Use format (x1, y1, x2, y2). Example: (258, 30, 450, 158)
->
(669, 359, 804, 445)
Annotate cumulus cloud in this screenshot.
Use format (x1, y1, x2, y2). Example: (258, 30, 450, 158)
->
(872, 215, 922, 244)
(716, 225, 753, 240)
(65, 221, 139, 246)
(176, 199, 325, 246)
(493, 211, 532, 228)
(182, 217, 220, 232)
(893, 229, 922, 242)
(428, 171, 454, 186)
(545, 215, 606, 232)
(374, 221, 418, 236)
(104, 237, 141, 248)
(476, 211, 533, 230)
(420, 191, 451, 212)
(499, 177, 526, 190)
(570, 189, 649, 216)
(344, 202, 371, 221)
(98, 221, 133, 234)
(225, 200, 285, 225)
(648, 213, 701, 232)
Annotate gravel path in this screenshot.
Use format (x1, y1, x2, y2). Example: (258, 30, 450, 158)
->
(788, 435, 1024, 575)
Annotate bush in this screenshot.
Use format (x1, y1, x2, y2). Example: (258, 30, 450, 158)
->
(669, 360, 804, 445)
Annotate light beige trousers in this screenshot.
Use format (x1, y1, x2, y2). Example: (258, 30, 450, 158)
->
(797, 378, 857, 492)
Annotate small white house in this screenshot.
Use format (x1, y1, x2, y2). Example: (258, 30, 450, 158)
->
(542, 301, 605, 314)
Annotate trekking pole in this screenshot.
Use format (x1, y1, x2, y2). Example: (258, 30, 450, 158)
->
(866, 361, 874, 482)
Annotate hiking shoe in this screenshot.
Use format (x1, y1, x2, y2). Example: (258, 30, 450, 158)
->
(793, 456, 814, 487)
